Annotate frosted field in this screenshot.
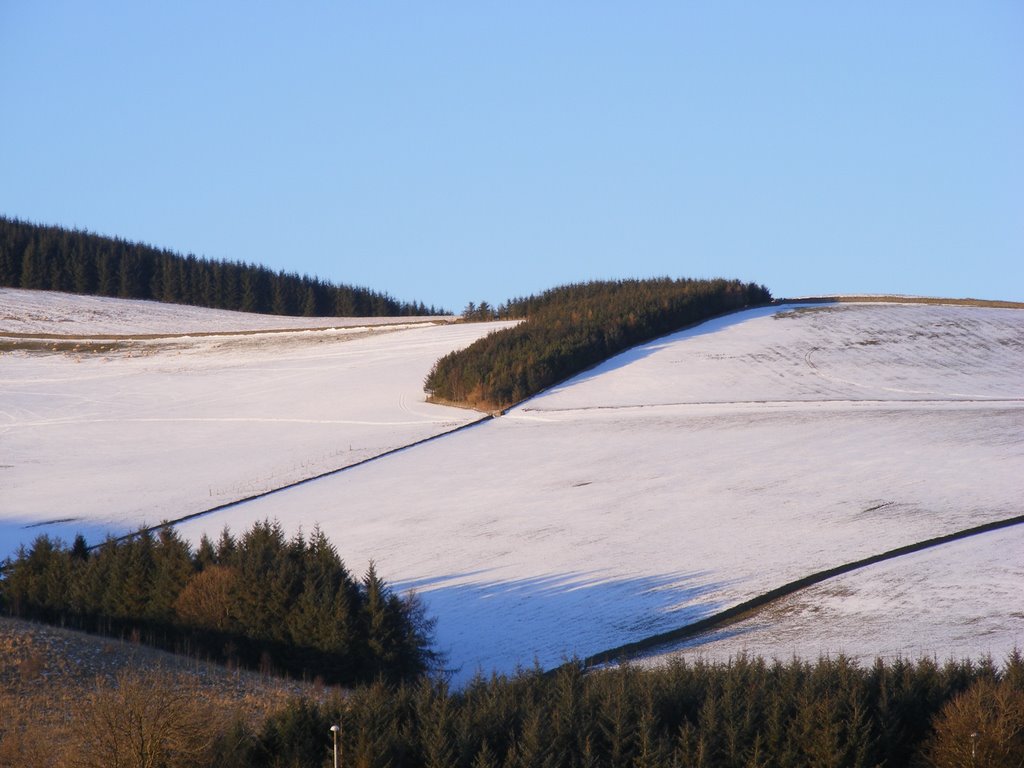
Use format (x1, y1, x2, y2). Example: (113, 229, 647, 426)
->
(163, 301, 1021, 680)
(0, 288, 511, 551)
(644, 523, 1024, 667)
(3, 291, 1022, 682)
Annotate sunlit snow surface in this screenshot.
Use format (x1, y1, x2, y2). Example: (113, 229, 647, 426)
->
(1, 288, 511, 548)
(643, 524, 1024, 668)
(3, 290, 1022, 680)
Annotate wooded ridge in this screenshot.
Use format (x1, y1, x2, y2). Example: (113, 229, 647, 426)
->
(427, 278, 772, 411)
(0, 216, 444, 316)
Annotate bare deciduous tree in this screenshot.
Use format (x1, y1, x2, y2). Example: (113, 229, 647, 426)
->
(925, 678, 1024, 768)
(70, 669, 227, 768)
(173, 564, 239, 632)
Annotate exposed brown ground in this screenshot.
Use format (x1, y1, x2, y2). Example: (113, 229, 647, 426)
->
(1, 615, 347, 765)
(0, 614, 328, 725)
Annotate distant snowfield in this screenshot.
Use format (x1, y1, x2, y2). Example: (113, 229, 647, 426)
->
(1, 286, 443, 335)
(0, 288, 512, 550)
(2, 291, 1022, 681)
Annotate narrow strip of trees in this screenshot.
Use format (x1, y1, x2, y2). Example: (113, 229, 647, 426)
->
(0, 521, 437, 685)
(427, 278, 772, 410)
(0, 216, 445, 316)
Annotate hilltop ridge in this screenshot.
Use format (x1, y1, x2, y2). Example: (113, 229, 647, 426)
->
(0, 216, 445, 316)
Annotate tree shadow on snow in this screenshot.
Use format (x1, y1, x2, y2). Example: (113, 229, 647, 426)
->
(0, 516, 118, 562)
(394, 569, 732, 684)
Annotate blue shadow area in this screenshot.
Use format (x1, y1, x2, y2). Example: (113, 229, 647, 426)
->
(394, 569, 730, 684)
(0, 516, 120, 561)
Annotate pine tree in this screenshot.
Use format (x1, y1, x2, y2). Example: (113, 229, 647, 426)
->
(286, 527, 357, 678)
(508, 708, 546, 768)
(18, 240, 40, 289)
(416, 679, 456, 768)
(362, 561, 398, 678)
(195, 534, 217, 570)
(232, 520, 295, 641)
(598, 670, 637, 768)
(256, 697, 331, 768)
(472, 739, 499, 768)
(302, 284, 318, 316)
(120, 252, 143, 298)
(96, 251, 117, 296)
(216, 527, 238, 564)
(106, 530, 156, 620)
(71, 537, 118, 628)
(547, 660, 588, 768)
(349, 680, 403, 768)
(70, 533, 90, 562)
(147, 527, 195, 622)
(632, 686, 668, 768)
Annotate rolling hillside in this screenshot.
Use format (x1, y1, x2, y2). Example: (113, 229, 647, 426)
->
(0, 287, 513, 554)
(2, 290, 1022, 683)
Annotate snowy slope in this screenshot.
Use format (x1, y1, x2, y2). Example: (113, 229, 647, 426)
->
(160, 301, 1021, 680)
(1, 289, 512, 552)
(642, 523, 1024, 667)
(4, 294, 1021, 681)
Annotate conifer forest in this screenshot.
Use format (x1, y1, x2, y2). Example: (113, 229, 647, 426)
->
(0, 216, 444, 316)
(426, 278, 772, 410)
(0, 523, 436, 686)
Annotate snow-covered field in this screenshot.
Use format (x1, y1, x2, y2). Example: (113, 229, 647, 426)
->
(3, 290, 1022, 681)
(643, 523, 1024, 667)
(1, 286, 442, 335)
(0, 288, 512, 550)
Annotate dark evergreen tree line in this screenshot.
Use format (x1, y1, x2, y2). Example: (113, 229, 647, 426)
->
(0, 521, 436, 685)
(461, 300, 499, 321)
(427, 278, 772, 410)
(0, 215, 445, 316)
(218, 652, 1024, 767)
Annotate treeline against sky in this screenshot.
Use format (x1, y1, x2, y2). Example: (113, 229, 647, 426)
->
(427, 278, 772, 410)
(0, 521, 436, 685)
(0, 216, 444, 316)
(181, 653, 1022, 767)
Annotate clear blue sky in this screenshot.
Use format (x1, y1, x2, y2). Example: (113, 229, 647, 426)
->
(2, 2, 1021, 311)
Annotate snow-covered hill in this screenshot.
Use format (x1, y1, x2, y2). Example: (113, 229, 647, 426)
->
(0, 288, 512, 551)
(175, 300, 1022, 680)
(3, 291, 1022, 681)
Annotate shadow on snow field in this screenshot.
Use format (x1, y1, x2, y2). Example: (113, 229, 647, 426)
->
(392, 569, 729, 681)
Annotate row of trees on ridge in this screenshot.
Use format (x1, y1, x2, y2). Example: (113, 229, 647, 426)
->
(430, 278, 772, 410)
(0, 216, 444, 316)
